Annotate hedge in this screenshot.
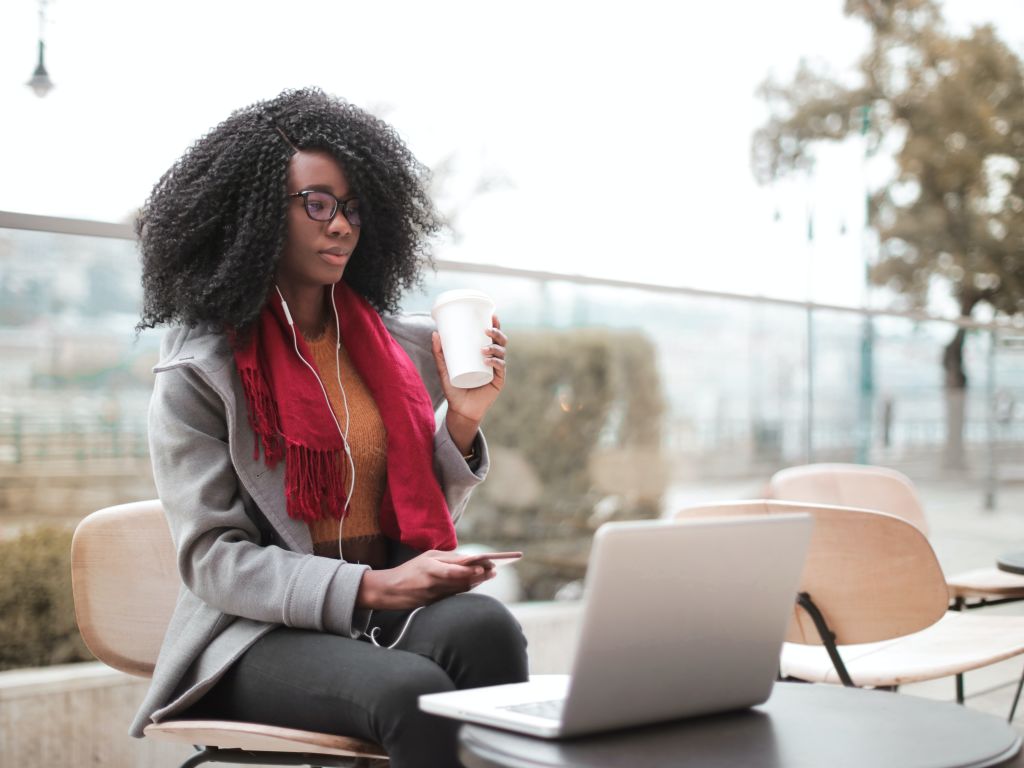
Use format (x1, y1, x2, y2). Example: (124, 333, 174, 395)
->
(0, 525, 92, 671)
(463, 327, 667, 598)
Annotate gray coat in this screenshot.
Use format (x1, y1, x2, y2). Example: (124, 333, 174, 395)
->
(130, 312, 489, 737)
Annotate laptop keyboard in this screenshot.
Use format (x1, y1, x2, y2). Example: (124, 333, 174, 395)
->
(501, 698, 566, 721)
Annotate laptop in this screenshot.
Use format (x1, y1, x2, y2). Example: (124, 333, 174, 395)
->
(419, 513, 813, 738)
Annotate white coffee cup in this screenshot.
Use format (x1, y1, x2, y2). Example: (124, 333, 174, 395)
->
(431, 289, 496, 389)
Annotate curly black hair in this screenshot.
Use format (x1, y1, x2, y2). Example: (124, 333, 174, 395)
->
(136, 88, 442, 333)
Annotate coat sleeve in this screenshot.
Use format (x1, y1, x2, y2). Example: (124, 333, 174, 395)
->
(433, 417, 489, 526)
(384, 311, 491, 526)
(149, 364, 370, 638)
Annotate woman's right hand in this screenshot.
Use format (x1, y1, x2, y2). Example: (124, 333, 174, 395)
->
(355, 550, 496, 610)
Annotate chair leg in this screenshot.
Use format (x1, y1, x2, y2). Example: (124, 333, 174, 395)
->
(1008, 664, 1024, 722)
(956, 673, 965, 705)
(178, 748, 219, 768)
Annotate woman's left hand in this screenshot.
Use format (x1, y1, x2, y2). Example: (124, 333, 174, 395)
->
(432, 315, 507, 451)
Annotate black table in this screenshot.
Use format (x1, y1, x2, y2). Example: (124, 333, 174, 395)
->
(458, 683, 1023, 768)
(997, 552, 1024, 576)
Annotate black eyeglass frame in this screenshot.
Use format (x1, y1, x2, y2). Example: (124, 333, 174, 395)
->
(288, 190, 362, 227)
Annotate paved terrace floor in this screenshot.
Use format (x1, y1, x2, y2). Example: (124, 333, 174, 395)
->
(669, 477, 1024, 727)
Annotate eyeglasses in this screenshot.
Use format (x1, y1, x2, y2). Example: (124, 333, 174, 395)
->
(289, 190, 362, 228)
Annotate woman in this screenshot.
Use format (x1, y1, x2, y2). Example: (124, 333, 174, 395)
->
(131, 88, 529, 768)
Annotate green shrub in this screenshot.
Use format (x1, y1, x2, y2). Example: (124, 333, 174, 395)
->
(0, 526, 93, 670)
(464, 328, 667, 598)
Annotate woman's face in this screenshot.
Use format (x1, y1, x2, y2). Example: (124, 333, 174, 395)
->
(276, 150, 361, 294)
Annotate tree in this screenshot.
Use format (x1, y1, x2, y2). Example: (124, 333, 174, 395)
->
(752, 0, 1024, 469)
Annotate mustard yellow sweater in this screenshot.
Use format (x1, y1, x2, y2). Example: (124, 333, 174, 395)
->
(304, 322, 388, 569)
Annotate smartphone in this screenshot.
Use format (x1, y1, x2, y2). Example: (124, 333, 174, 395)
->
(455, 551, 523, 567)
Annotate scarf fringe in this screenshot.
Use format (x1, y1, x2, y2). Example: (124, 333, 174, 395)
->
(238, 367, 284, 465)
(284, 440, 348, 523)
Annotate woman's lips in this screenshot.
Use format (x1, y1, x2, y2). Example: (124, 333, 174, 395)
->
(318, 249, 351, 266)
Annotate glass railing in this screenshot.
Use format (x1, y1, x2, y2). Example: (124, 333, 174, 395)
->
(3, 211, 1023, 596)
(410, 270, 1024, 483)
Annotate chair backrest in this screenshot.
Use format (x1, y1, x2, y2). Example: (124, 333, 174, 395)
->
(674, 500, 948, 645)
(71, 500, 179, 677)
(766, 463, 930, 536)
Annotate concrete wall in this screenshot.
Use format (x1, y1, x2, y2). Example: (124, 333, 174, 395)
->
(0, 601, 581, 768)
(0, 663, 191, 768)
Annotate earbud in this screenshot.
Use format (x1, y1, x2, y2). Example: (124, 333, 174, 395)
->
(274, 285, 295, 326)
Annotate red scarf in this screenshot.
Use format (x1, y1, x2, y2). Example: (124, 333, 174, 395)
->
(233, 281, 457, 552)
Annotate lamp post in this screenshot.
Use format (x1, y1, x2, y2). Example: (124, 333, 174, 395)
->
(856, 104, 875, 465)
(26, 0, 54, 98)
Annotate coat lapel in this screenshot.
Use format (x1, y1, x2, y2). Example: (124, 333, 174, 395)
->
(158, 329, 314, 555)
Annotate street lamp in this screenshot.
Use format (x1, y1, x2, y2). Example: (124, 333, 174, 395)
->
(26, 0, 54, 98)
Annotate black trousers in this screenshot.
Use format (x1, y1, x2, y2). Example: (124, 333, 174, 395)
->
(179, 593, 530, 768)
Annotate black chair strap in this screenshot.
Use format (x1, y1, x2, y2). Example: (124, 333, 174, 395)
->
(796, 592, 855, 688)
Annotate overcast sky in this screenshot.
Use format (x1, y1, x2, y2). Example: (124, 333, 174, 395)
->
(2, 0, 1023, 309)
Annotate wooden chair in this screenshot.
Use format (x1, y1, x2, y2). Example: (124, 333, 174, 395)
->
(766, 463, 1024, 609)
(674, 500, 1024, 720)
(71, 500, 388, 768)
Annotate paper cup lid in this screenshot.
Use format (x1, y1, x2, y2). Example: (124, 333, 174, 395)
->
(431, 289, 495, 313)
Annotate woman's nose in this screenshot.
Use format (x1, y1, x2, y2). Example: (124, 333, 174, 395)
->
(327, 210, 354, 237)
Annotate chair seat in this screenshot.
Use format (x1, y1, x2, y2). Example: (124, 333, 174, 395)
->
(144, 719, 387, 760)
(781, 611, 1024, 687)
(946, 567, 1024, 600)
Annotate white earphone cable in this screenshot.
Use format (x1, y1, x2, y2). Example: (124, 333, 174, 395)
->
(330, 283, 353, 465)
(364, 606, 425, 649)
(274, 284, 356, 516)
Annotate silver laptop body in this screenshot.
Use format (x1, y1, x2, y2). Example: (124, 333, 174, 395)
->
(419, 514, 813, 738)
